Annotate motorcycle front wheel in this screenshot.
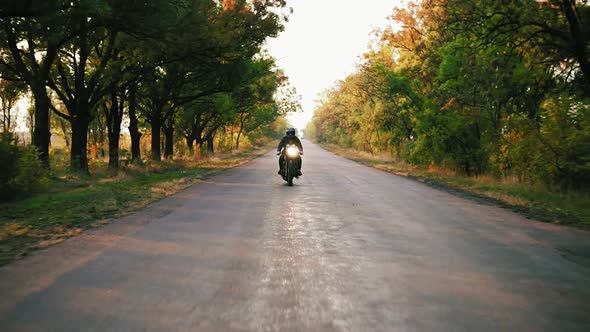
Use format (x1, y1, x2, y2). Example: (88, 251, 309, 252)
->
(287, 160, 294, 186)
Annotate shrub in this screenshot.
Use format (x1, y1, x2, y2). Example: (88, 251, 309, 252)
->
(0, 139, 20, 200)
(15, 145, 49, 193)
(0, 139, 49, 201)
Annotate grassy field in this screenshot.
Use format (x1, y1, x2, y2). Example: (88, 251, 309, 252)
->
(0, 145, 271, 266)
(321, 143, 590, 229)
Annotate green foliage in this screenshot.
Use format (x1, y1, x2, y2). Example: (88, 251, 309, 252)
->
(248, 116, 289, 144)
(310, 0, 590, 189)
(0, 136, 49, 201)
(1, 0, 294, 169)
(498, 93, 590, 187)
(15, 145, 50, 194)
(0, 137, 19, 199)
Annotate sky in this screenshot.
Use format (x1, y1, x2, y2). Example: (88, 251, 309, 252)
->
(265, 0, 401, 131)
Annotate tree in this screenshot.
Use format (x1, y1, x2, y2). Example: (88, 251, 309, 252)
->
(45, 1, 122, 172)
(127, 86, 142, 163)
(102, 91, 125, 168)
(0, 7, 68, 166)
(310, 0, 590, 186)
(231, 57, 291, 149)
(1, 0, 292, 172)
(0, 78, 25, 135)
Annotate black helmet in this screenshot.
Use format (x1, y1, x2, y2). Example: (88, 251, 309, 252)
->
(286, 128, 296, 136)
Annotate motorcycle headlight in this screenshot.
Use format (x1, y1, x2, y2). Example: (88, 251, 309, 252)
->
(286, 146, 299, 158)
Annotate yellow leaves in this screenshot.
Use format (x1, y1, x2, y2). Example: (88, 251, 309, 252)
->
(149, 179, 191, 196)
(0, 223, 81, 251)
(441, 97, 457, 111)
(36, 238, 66, 249)
(35, 226, 82, 249)
(0, 224, 31, 241)
(221, 0, 238, 12)
(503, 129, 525, 145)
(220, 0, 252, 14)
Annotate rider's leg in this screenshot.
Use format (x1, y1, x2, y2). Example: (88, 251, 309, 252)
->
(278, 154, 285, 175)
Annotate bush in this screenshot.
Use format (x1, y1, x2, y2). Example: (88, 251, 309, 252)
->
(0, 139, 49, 201)
(0, 139, 20, 200)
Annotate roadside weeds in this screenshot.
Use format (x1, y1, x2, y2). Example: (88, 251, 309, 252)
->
(0, 145, 271, 266)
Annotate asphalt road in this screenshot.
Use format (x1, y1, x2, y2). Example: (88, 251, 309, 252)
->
(1, 141, 590, 331)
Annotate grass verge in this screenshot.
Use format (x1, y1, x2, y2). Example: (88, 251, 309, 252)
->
(0, 145, 271, 266)
(321, 143, 590, 229)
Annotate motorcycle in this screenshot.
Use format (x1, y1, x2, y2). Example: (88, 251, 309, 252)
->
(278, 144, 302, 186)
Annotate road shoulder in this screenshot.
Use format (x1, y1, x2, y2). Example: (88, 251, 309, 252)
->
(0, 145, 272, 266)
(317, 142, 590, 230)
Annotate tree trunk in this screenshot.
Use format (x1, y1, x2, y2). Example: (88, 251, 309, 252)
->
(236, 114, 245, 150)
(70, 115, 90, 172)
(106, 92, 124, 169)
(163, 125, 174, 159)
(32, 89, 51, 168)
(99, 126, 106, 158)
(207, 135, 215, 154)
(160, 130, 165, 158)
(236, 127, 244, 150)
(108, 130, 120, 169)
(185, 135, 195, 153)
(128, 87, 142, 163)
(59, 118, 70, 147)
(1, 98, 13, 133)
(229, 126, 234, 150)
(150, 112, 162, 161)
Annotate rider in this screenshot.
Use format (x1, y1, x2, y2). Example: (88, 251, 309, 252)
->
(277, 128, 303, 176)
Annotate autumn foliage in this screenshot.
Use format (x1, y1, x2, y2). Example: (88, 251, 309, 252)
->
(308, 0, 590, 189)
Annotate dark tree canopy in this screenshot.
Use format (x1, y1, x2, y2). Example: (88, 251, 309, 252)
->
(0, 0, 298, 171)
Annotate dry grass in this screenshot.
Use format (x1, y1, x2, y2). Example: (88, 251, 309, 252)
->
(0, 143, 273, 266)
(322, 143, 590, 227)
